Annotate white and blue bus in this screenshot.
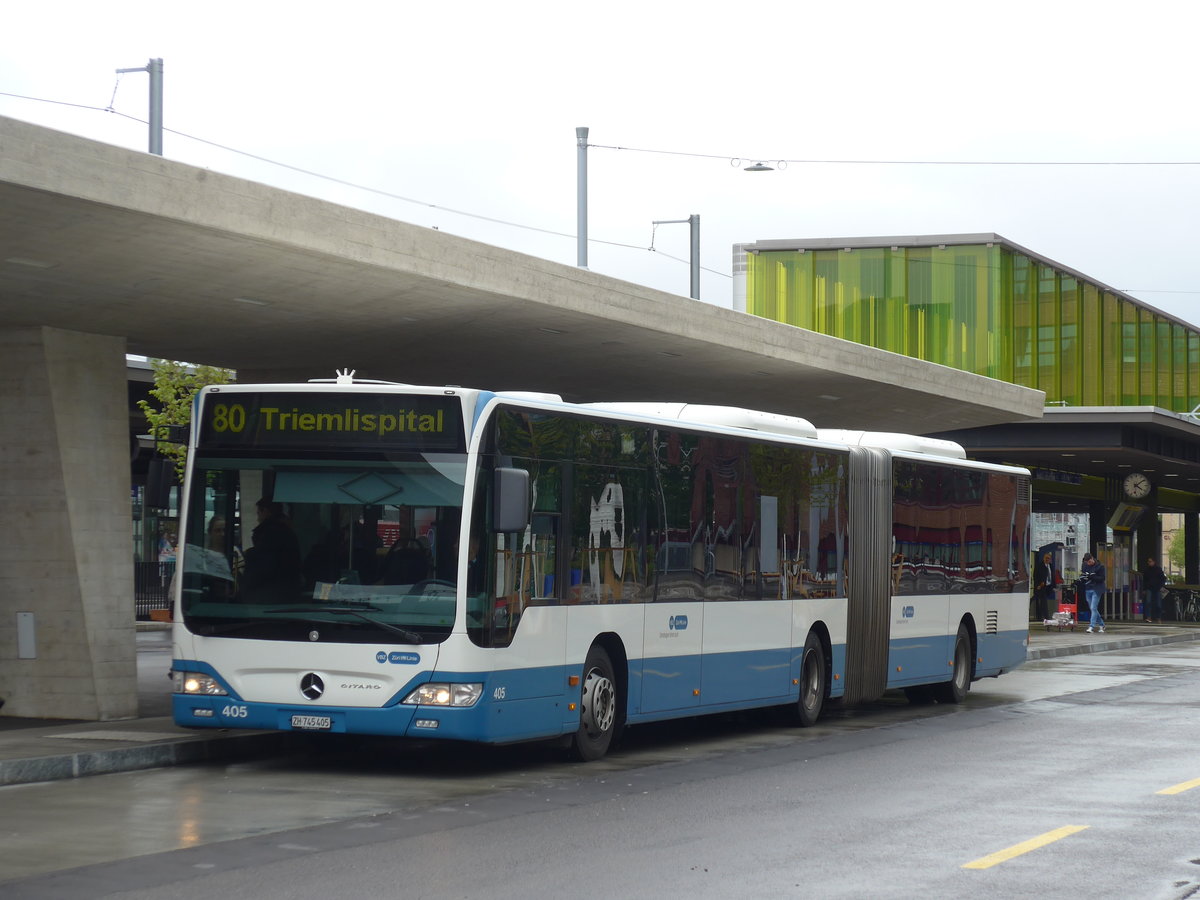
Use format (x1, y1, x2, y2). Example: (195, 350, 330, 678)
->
(171, 373, 1031, 760)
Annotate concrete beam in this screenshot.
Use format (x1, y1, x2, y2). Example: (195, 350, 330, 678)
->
(0, 115, 1043, 432)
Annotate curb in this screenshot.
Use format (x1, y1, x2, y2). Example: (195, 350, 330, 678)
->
(1027, 629, 1200, 660)
(0, 729, 301, 788)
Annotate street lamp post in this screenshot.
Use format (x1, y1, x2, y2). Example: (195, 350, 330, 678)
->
(576, 126, 589, 268)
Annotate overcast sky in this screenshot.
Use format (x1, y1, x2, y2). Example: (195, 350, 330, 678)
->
(3, 0, 1199, 327)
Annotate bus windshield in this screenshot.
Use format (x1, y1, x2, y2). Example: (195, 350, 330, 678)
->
(179, 453, 468, 643)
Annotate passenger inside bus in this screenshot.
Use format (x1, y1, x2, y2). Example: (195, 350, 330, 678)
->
(240, 498, 303, 604)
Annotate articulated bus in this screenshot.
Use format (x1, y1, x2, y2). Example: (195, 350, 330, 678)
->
(171, 373, 1031, 760)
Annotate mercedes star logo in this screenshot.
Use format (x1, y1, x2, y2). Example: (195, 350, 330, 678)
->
(300, 672, 325, 700)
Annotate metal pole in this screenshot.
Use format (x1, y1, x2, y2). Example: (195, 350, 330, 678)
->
(576, 126, 589, 268)
(148, 58, 163, 156)
(652, 217, 701, 300)
(115, 58, 164, 156)
(689, 214, 700, 300)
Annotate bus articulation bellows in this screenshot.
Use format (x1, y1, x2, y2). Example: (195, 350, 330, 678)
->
(171, 374, 1031, 760)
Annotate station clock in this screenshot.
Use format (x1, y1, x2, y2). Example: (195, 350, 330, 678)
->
(1122, 471, 1152, 500)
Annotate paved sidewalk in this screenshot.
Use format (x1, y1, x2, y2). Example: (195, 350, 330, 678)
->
(0, 626, 299, 787)
(1027, 619, 1200, 659)
(1, 621, 1197, 787)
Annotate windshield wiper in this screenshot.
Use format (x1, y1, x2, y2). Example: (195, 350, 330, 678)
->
(267, 606, 423, 644)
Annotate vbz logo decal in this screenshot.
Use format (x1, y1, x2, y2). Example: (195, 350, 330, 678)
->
(669, 615, 689, 630)
(902, 606, 915, 618)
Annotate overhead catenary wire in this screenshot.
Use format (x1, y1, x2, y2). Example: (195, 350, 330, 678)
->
(586, 141, 1200, 166)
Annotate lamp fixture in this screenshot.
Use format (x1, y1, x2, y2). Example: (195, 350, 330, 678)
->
(744, 161, 774, 172)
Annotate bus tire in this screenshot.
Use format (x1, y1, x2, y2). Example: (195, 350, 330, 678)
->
(571, 645, 618, 761)
(935, 623, 972, 704)
(797, 631, 826, 727)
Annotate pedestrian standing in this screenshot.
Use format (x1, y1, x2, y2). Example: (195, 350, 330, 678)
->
(1081, 553, 1107, 634)
(1033, 552, 1054, 621)
(1141, 556, 1167, 623)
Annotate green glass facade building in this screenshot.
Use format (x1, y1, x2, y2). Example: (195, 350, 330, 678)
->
(737, 233, 1200, 598)
(739, 234, 1200, 413)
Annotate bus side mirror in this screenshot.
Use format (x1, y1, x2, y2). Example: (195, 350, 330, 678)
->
(493, 468, 530, 533)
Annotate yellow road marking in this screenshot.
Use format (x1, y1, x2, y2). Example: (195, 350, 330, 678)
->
(963, 826, 1089, 869)
(1157, 777, 1200, 795)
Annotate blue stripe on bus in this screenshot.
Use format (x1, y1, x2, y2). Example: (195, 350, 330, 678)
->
(641, 646, 796, 710)
(172, 658, 578, 744)
(974, 629, 1028, 677)
(885, 628, 1027, 687)
(173, 630, 1021, 742)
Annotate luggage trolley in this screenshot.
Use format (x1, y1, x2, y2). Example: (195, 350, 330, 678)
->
(1044, 585, 1077, 631)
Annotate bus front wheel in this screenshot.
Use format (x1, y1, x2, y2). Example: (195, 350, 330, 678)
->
(797, 631, 826, 727)
(571, 645, 618, 761)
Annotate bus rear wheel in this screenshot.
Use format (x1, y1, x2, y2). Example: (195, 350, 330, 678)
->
(934, 623, 972, 704)
(797, 631, 826, 727)
(571, 645, 618, 761)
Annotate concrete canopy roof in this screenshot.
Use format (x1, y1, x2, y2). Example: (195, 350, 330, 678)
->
(0, 115, 1043, 432)
(939, 406, 1200, 485)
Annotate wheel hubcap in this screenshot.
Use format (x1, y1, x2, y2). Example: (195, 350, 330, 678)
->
(954, 642, 968, 689)
(581, 667, 615, 736)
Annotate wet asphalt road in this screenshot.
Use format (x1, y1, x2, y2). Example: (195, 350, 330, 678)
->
(5, 640, 1200, 898)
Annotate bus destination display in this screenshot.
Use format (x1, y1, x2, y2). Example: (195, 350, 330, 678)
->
(198, 392, 465, 452)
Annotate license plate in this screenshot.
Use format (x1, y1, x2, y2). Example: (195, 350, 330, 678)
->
(290, 714, 332, 731)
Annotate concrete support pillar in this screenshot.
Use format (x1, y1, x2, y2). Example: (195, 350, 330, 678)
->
(0, 327, 137, 719)
(1135, 499, 1160, 570)
(1088, 500, 1108, 557)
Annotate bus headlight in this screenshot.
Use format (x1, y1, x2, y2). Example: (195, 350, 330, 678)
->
(173, 671, 228, 696)
(402, 682, 483, 707)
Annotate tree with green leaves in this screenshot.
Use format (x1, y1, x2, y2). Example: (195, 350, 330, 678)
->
(137, 359, 234, 481)
(1167, 528, 1186, 580)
